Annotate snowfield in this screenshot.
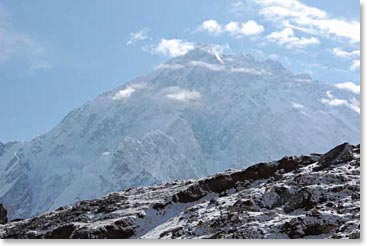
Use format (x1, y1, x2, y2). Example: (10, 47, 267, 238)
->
(0, 143, 360, 239)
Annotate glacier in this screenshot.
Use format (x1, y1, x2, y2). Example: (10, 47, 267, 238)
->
(0, 47, 360, 219)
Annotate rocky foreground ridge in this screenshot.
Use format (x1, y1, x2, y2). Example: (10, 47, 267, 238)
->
(0, 143, 360, 239)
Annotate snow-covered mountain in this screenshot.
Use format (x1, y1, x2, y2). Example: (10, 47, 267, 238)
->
(0, 143, 360, 239)
(0, 47, 360, 220)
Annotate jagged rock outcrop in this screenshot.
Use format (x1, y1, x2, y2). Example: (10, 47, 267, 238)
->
(0, 143, 360, 239)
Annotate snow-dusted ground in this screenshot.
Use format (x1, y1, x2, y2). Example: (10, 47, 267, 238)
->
(0, 143, 360, 239)
(0, 47, 360, 220)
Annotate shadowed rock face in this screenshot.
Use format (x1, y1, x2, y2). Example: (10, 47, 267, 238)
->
(0, 143, 360, 239)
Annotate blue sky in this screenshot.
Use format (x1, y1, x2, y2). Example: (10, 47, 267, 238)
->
(0, 0, 360, 142)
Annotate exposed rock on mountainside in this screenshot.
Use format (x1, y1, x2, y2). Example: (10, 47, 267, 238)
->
(0, 143, 360, 239)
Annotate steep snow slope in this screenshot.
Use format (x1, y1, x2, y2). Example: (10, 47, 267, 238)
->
(0, 143, 360, 239)
(0, 47, 360, 220)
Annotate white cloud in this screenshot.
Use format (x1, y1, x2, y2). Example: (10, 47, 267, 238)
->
(163, 87, 201, 102)
(230, 67, 267, 75)
(332, 47, 360, 58)
(225, 21, 240, 34)
(321, 98, 347, 106)
(334, 82, 360, 94)
(326, 90, 333, 98)
(200, 19, 264, 37)
(157, 59, 267, 75)
(113, 87, 135, 99)
(126, 28, 150, 46)
(348, 97, 361, 114)
(254, 0, 360, 43)
(350, 60, 360, 71)
(156, 63, 185, 70)
(321, 91, 360, 114)
(190, 61, 225, 71)
(152, 39, 195, 57)
(292, 102, 304, 109)
(331, 48, 360, 71)
(0, 4, 49, 69)
(200, 19, 222, 34)
(239, 20, 264, 35)
(112, 83, 146, 100)
(267, 27, 319, 48)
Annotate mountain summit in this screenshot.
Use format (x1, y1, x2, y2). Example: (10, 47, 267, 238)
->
(0, 50, 360, 219)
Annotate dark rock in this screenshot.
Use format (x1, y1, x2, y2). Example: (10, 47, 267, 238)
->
(71, 219, 135, 239)
(0, 204, 8, 224)
(152, 201, 171, 210)
(93, 225, 134, 239)
(282, 217, 336, 239)
(174, 152, 320, 204)
(10, 218, 24, 222)
(348, 231, 360, 239)
(44, 223, 77, 239)
(173, 184, 206, 203)
(313, 143, 354, 171)
(159, 226, 183, 238)
(199, 174, 236, 193)
(283, 189, 315, 213)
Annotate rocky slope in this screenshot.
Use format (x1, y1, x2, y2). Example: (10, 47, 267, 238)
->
(0, 143, 360, 239)
(0, 47, 360, 220)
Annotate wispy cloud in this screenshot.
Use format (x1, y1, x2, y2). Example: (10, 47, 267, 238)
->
(253, 0, 360, 44)
(152, 39, 195, 57)
(267, 27, 319, 49)
(162, 87, 201, 102)
(126, 28, 150, 46)
(199, 19, 264, 37)
(112, 83, 146, 100)
(332, 48, 360, 58)
(331, 47, 360, 71)
(200, 19, 222, 35)
(321, 90, 360, 114)
(350, 60, 360, 71)
(0, 3, 49, 70)
(334, 82, 360, 94)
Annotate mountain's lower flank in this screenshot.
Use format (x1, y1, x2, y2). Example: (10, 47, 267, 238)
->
(0, 143, 360, 239)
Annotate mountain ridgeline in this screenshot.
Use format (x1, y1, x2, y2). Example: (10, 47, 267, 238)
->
(0, 48, 360, 220)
